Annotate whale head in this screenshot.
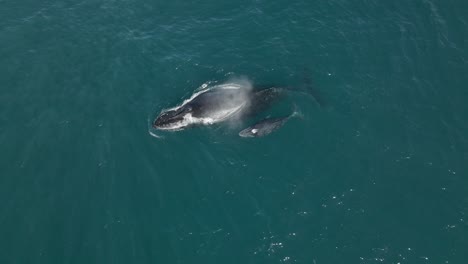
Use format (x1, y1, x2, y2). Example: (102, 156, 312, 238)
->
(238, 127, 259, 137)
(153, 105, 193, 130)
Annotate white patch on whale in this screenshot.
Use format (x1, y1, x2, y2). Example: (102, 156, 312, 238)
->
(180, 102, 247, 126)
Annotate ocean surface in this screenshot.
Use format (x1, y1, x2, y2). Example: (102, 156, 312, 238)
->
(1, 0, 467, 263)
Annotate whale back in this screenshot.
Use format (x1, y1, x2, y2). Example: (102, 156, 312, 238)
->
(187, 87, 251, 120)
(243, 87, 285, 117)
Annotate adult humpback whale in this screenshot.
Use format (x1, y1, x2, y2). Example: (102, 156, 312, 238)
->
(152, 83, 283, 131)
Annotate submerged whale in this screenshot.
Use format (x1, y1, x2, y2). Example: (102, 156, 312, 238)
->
(238, 111, 299, 137)
(153, 83, 284, 131)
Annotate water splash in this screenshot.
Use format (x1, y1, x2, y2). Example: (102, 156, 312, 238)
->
(148, 130, 164, 139)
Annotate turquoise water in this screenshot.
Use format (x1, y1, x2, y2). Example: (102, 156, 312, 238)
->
(1, 0, 467, 263)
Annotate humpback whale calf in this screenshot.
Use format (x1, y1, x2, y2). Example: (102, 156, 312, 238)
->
(153, 83, 284, 131)
(238, 110, 299, 138)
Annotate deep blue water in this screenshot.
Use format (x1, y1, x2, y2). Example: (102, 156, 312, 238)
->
(1, 0, 467, 263)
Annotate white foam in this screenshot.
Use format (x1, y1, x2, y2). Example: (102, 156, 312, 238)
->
(148, 130, 164, 139)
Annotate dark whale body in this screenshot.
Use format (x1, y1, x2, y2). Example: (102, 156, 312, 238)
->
(238, 115, 293, 138)
(153, 84, 285, 131)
